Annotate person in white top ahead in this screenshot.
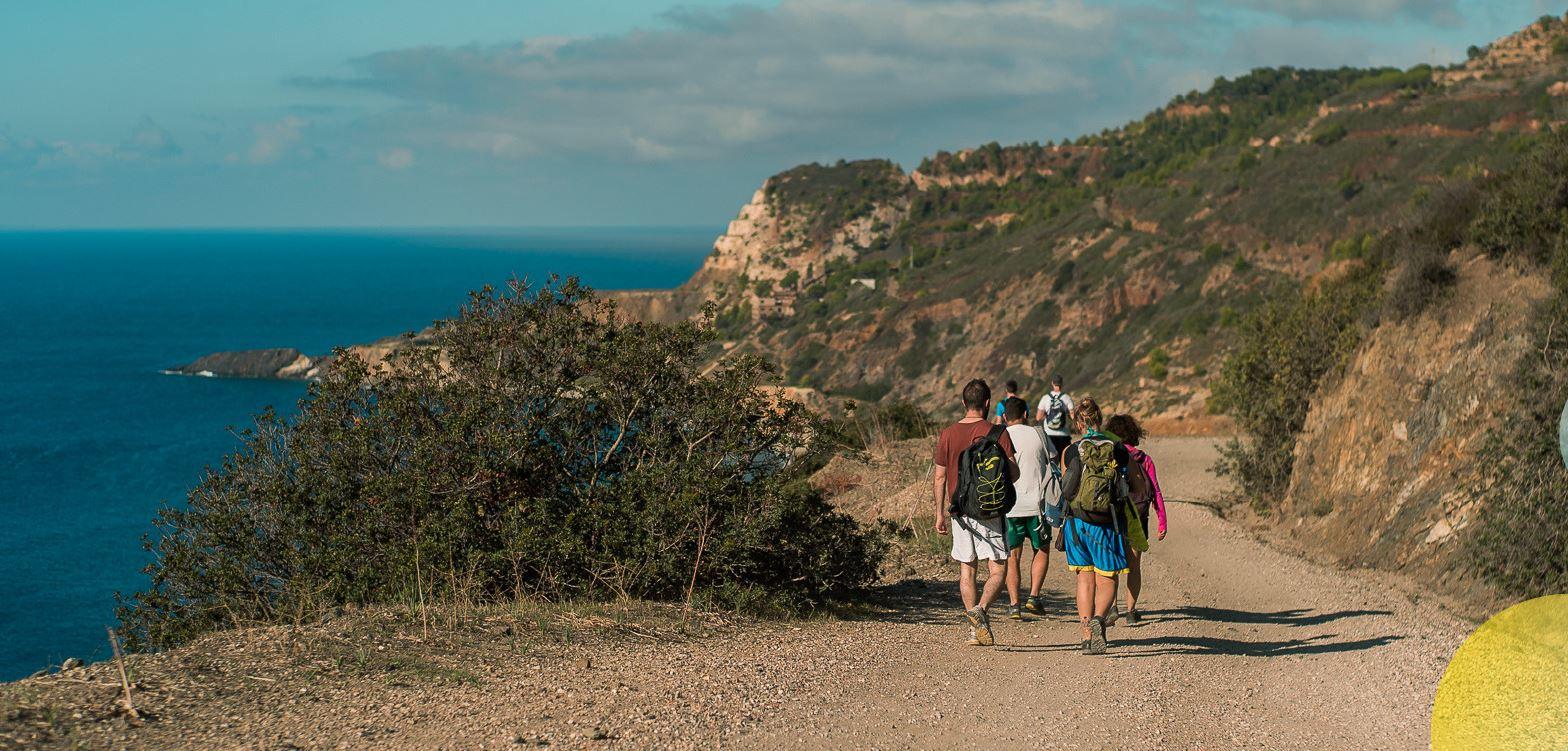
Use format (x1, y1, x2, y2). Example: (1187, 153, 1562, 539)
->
(1001, 396, 1061, 620)
(1035, 374, 1076, 460)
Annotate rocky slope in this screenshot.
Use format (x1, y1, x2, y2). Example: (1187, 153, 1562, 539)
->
(1266, 250, 1553, 607)
(611, 17, 1568, 426)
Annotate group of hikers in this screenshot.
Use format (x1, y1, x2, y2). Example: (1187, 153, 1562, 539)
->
(933, 376, 1167, 655)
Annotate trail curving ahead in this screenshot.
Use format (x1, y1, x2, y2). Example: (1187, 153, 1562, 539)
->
(732, 437, 1470, 750)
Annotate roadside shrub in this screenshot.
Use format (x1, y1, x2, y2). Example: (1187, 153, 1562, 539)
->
(1211, 267, 1381, 506)
(1470, 127, 1568, 266)
(843, 400, 936, 448)
(1384, 250, 1458, 321)
(1464, 131, 1568, 599)
(119, 278, 886, 648)
(1465, 290, 1568, 598)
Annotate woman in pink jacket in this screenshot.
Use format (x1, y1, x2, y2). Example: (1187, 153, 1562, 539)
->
(1105, 414, 1166, 625)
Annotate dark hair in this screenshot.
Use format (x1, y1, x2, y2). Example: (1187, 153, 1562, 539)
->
(1075, 396, 1103, 429)
(1005, 379, 1019, 393)
(1003, 396, 1027, 421)
(1105, 413, 1146, 446)
(962, 379, 991, 411)
(1051, 374, 1063, 388)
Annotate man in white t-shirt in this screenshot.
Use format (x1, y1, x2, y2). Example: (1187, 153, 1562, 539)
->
(1035, 374, 1075, 459)
(1002, 397, 1060, 619)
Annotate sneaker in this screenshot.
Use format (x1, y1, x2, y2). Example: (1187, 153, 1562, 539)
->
(973, 608, 995, 646)
(1087, 616, 1107, 655)
(1007, 605, 1024, 621)
(1126, 609, 1142, 626)
(965, 608, 995, 646)
(1079, 639, 1091, 654)
(1024, 596, 1046, 615)
(1105, 603, 1119, 627)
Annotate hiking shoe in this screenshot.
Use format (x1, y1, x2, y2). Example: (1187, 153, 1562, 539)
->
(1007, 605, 1024, 621)
(1024, 596, 1046, 615)
(1105, 603, 1119, 627)
(1126, 609, 1142, 626)
(965, 608, 994, 646)
(973, 608, 995, 646)
(1087, 616, 1107, 655)
(1080, 639, 1091, 654)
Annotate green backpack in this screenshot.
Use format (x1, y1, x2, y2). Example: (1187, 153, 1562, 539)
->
(1074, 437, 1120, 515)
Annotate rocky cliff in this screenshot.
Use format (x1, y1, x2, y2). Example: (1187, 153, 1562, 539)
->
(1277, 252, 1552, 606)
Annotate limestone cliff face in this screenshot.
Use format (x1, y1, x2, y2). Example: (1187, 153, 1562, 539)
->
(1279, 251, 1552, 595)
(672, 162, 912, 320)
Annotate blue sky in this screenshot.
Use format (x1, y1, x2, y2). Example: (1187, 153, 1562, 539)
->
(0, 0, 1557, 228)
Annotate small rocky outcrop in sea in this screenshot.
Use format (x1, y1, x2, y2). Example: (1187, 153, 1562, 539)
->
(170, 348, 314, 380)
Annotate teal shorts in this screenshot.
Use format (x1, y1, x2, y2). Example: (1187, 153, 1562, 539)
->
(1064, 517, 1128, 577)
(1005, 515, 1051, 551)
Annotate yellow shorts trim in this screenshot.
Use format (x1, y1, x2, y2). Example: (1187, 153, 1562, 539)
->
(1067, 564, 1128, 578)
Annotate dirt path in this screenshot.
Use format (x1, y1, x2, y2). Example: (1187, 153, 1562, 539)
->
(1, 439, 1474, 750)
(732, 437, 1470, 750)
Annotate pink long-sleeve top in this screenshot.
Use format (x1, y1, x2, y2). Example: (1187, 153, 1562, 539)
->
(1129, 445, 1167, 535)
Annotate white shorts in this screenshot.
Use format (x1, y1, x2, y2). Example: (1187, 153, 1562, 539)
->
(950, 516, 1008, 563)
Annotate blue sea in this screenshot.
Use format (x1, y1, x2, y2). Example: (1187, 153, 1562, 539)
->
(0, 228, 713, 680)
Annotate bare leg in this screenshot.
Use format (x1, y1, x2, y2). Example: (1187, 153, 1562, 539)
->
(1126, 546, 1142, 613)
(1076, 570, 1096, 640)
(1029, 544, 1049, 597)
(959, 561, 979, 611)
(1094, 574, 1118, 619)
(1005, 548, 1023, 605)
(980, 559, 1006, 609)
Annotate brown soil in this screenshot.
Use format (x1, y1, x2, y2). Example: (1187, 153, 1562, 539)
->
(1, 438, 1472, 750)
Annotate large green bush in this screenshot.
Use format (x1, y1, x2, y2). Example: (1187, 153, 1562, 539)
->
(119, 278, 885, 648)
(1211, 267, 1381, 506)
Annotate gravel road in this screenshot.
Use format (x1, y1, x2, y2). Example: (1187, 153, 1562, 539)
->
(1, 438, 1474, 750)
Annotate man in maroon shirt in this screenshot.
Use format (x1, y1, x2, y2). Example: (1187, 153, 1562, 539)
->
(934, 379, 1019, 646)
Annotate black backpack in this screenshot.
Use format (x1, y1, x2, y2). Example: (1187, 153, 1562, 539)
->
(1044, 393, 1068, 432)
(949, 425, 1017, 520)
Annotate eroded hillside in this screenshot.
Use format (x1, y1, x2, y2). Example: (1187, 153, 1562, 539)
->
(624, 17, 1568, 429)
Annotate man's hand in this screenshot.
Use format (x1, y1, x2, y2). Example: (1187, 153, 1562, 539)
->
(1157, 527, 1167, 541)
(936, 515, 950, 535)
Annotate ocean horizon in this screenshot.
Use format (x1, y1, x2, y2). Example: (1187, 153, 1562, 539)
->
(0, 227, 714, 680)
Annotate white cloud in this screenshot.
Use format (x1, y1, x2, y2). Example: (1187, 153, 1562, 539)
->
(117, 117, 182, 160)
(236, 116, 307, 165)
(1226, 0, 1461, 24)
(295, 0, 1137, 162)
(377, 146, 415, 169)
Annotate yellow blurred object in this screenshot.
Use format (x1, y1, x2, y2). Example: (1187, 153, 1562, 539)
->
(1431, 594, 1568, 750)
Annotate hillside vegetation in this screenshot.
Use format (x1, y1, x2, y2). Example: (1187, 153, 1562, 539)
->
(628, 15, 1568, 606)
(654, 16, 1568, 433)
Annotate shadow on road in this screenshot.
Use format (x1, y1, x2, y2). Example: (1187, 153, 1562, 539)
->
(1105, 633, 1404, 657)
(995, 633, 1403, 657)
(836, 578, 1074, 626)
(1139, 606, 1393, 627)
